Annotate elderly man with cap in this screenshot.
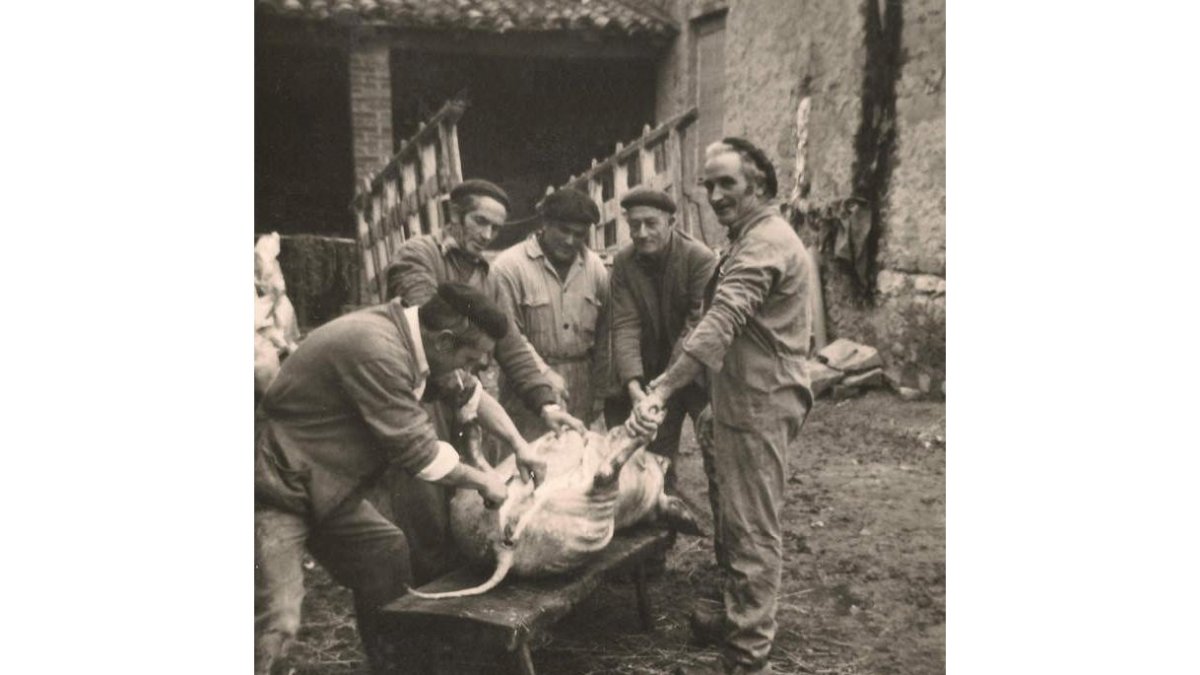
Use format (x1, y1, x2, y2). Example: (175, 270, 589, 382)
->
(255, 283, 530, 674)
(381, 179, 585, 584)
(603, 186, 717, 493)
(629, 138, 815, 675)
(488, 187, 610, 440)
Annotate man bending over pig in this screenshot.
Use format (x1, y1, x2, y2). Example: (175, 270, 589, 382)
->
(254, 283, 533, 675)
(383, 179, 585, 583)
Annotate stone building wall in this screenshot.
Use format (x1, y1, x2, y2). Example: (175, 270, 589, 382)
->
(654, 0, 945, 395)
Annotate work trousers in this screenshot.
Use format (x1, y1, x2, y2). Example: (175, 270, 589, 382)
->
(707, 391, 808, 671)
(382, 399, 468, 586)
(254, 499, 412, 675)
(604, 382, 709, 492)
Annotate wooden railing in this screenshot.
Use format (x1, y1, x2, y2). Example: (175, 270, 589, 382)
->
(548, 107, 699, 257)
(352, 98, 467, 304)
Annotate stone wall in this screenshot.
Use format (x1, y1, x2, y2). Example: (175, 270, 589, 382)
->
(654, 0, 945, 395)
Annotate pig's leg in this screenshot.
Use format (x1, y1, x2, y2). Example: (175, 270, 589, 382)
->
(658, 493, 705, 536)
(460, 423, 491, 472)
(593, 416, 663, 488)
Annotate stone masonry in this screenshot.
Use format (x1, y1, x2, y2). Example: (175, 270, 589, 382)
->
(655, 0, 946, 395)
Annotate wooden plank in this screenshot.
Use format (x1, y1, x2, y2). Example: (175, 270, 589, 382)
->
(587, 173, 604, 251)
(353, 98, 467, 208)
(564, 108, 698, 191)
(381, 526, 671, 649)
(667, 127, 687, 235)
(612, 154, 629, 247)
(360, 247, 378, 305)
(373, 238, 389, 301)
(446, 122, 463, 184)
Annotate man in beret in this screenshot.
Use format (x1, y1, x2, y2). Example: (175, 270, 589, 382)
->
(488, 187, 611, 440)
(382, 179, 585, 583)
(629, 139, 815, 675)
(255, 283, 532, 675)
(604, 187, 717, 494)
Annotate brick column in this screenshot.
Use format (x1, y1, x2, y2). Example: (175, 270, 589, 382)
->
(349, 43, 393, 181)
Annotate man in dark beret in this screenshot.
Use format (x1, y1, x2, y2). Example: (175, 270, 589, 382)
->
(629, 139, 814, 675)
(603, 187, 717, 495)
(255, 283, 533, 675)
(381, 178, 585, 585)
(487, 187, 611, 440)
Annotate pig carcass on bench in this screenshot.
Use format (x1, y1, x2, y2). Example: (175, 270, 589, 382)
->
(381, 525, 671, 675)
(380, 422, 701, 674)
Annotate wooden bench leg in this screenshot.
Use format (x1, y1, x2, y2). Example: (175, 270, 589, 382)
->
(634, 560, 654, 631)
(511, 642, 536, 675)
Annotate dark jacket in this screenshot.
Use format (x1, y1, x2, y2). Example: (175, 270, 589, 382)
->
(384, 233, 555, 413)
(257, 300, 445, 521)
(609, 229, 718, 388)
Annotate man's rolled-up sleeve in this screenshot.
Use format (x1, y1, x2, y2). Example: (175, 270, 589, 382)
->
(339, 356, 446, 475)
(682, 236, 781, 372)
(486, 268, 556, 411)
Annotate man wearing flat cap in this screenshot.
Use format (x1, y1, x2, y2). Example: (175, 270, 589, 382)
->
(382, 179, 585, 584)
(629, 138, 815, 675)
(488, 187, 610, 440)
(603, 186, 717, 493)
(255, 283, 530, 674)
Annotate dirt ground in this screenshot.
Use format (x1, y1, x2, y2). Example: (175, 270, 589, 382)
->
(288, 390, 945, 674)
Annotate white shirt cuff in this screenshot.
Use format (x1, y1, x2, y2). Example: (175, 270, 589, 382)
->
(415, 441, 460, 481)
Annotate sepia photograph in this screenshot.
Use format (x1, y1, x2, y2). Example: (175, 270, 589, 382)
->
(253, 1, 944, 673)
(12, 0, 1200, 674)
(14, 3, 1200, 675)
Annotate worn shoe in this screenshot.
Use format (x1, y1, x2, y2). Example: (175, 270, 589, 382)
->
(688, 605, 726, 647)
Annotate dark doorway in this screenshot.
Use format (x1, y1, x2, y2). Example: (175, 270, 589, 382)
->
(390, 50, 657, 221)
(256, 44, 356, 237)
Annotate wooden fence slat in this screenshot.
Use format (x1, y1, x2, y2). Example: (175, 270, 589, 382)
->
(540, 108, 698, 258)
(351, 99, 469, 305)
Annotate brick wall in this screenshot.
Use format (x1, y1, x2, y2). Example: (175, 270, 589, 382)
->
(349, 43, 394, 181)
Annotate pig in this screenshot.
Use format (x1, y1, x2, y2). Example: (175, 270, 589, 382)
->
(254, 233, 301, 395)
(408, 421, 701, 599)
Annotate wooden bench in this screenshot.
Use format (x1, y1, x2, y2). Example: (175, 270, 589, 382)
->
(380, 526, 673, 674)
